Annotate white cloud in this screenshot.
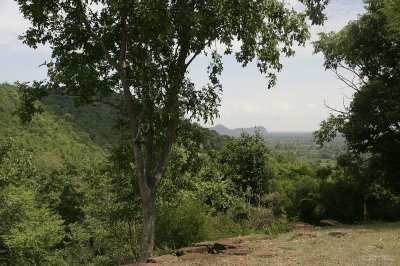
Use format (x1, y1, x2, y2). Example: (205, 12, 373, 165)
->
(0, 0, 29, 39)
(0, 0, 50, 82)
(0, 0, 51, 55)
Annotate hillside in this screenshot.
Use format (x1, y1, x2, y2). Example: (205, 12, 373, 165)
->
(42, 93, 120, 147)
(209, 124, 268, 137)
(0, 83, 112, 171)
(0, 83, 234, 165)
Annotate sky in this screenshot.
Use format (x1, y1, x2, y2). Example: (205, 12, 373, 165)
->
(0, 0, 366, 132)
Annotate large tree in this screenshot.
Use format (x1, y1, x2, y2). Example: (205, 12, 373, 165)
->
(314, 0, 400, 193)
(15, 0, 327, 261)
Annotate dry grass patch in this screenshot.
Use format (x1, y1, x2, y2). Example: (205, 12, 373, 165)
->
(134, 222, 400, 265)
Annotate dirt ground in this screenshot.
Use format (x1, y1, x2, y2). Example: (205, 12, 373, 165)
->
(131, 222, 400, 266)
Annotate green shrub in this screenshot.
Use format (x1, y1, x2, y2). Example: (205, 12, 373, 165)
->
(225, 201, 274, 228)
(218, 132, 269, 204)
(156, 195, 215, 248)
(196, 176, 235, 213)
(262, 192, 290, 216)
(264, 216, 288, 235)
(0, 186, 66, 265)
(298, 193, 324, 224)
(320, 181, 363, 223)
(367, 191, 400, 221)
(212, 201, 286, 237)
(64, 219, 140, 266)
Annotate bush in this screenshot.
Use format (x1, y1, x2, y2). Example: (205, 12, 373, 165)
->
(225, 201, 274, 229)
(320, 181, 363, 223)
(213, 201, 283, 237)
(218, 132, 269, 204)
(367, 190, 400, 221)
(64, 219, 140, 265)
(156, 194, 215, 248)
(0, 186, 66, 265)
(196, 172, 235, 213)
(298, 193, 324, 224)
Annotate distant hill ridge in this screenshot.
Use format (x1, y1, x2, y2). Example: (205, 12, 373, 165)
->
(209, 124, 267, 137)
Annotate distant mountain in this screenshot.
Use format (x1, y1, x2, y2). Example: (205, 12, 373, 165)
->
(209, 124, 267, 137)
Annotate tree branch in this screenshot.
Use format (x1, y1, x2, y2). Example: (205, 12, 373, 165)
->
(75, 0, 119, 69)
(154, 118, 178, 188)
(144, 126, 154, 182)
(332, 69, 361, 92)
(185, 39, 213, 69)
(324, 99, 347, 115)
(337, 62, 367, 86)
(90, 98, 121, 110)
(46, 89, 121, 110)
(107, 11, 147, 193)
(153, 42, 190, 187)
(342, 96, 348, 112)
(120, 12, 128, 69)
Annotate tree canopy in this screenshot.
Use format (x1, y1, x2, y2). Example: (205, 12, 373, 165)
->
(314, 0, 400, 192)
(15, 0, 328, 260)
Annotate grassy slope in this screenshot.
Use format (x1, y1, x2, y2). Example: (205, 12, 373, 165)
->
(245, 222, 400, 266)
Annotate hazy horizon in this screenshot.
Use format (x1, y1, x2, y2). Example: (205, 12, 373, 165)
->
(207, 123, 317, 134)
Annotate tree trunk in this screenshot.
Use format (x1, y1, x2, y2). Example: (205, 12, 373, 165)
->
(139, 189, 157, 262)
(363, 198, 368, 224)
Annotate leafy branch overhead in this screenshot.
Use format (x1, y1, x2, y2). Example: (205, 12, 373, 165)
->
(18, 0, 327, 114)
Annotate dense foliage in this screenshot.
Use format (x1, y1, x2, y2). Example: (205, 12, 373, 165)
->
(14, 0, 330, 260)
(314, 0, 400, 193)
(2, 83, 398, 265)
